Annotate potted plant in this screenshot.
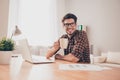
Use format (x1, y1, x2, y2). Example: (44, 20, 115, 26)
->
(0, 37, 15, 64)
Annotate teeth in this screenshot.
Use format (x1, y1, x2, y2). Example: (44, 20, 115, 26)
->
(68, 29, 72, 32)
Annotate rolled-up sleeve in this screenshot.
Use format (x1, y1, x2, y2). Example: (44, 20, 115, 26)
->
(71, 31, 89, 59)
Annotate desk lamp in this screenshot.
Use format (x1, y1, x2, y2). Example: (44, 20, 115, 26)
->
(11, 25, 21, 39)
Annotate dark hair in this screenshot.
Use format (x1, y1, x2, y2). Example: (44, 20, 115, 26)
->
(62, 13, 77, 23)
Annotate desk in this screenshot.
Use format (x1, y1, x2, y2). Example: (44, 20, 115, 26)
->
(0, 56, 120, 80)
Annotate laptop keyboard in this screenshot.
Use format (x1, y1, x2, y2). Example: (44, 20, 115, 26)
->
(31, 55, 55, 62)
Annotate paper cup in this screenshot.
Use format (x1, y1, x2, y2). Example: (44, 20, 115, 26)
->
(60, 38, 68, 49)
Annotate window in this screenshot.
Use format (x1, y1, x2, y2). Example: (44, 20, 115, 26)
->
(8, 0, 58, 46)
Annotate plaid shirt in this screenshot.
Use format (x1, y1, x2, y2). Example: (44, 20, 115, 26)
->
(61, 30, 90, 63)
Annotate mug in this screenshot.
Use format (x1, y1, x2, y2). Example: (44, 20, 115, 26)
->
(59, 38, 68, 49)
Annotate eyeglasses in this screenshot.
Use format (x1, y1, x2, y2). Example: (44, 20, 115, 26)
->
(63, 22, 75, 27)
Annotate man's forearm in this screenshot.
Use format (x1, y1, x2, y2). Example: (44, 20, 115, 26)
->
(46, 47, 59, 58)
(55, 53, 79, 63)
(63, 54, 79, 62)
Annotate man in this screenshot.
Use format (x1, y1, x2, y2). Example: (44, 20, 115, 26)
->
(46, 13, 90, 63)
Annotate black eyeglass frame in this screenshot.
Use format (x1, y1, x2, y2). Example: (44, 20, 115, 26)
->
(63, 22, 76, 27)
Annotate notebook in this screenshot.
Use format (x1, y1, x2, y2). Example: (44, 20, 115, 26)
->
(18, 39, 55, 64)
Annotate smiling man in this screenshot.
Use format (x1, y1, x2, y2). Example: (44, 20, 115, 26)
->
(46, 13, 90, 63)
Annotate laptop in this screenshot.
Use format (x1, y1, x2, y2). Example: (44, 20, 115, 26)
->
(18, 39, 55, 64)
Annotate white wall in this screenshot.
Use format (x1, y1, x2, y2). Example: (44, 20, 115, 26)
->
(0, 0, 9, 39)
(65, 0, 120, 55)
(56, 0, 66, 37)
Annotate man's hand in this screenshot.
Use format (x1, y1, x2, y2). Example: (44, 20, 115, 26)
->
(46, 41, 60, 59)
(55, 54, 64, 59)
(46, 50, 54, 59)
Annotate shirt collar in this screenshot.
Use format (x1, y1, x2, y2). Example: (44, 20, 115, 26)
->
(67, 30, 79, 39)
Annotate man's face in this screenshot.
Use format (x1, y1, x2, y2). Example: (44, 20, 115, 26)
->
(63, 18, 77, 35)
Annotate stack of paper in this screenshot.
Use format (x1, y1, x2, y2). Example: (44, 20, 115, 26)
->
(59, 64, 111, 71)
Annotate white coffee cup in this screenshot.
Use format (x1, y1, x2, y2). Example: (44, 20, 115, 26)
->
(60, 38, 68, 49)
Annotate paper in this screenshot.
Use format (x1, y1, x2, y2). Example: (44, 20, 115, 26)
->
(59, 64, 111, 71)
